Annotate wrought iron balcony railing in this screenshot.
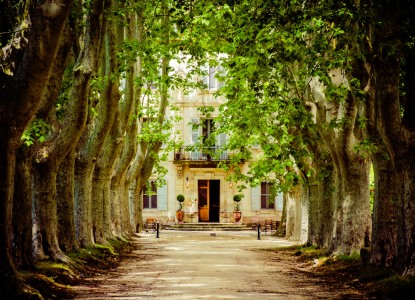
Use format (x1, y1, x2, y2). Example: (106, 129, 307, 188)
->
(174, 146, 231, 161)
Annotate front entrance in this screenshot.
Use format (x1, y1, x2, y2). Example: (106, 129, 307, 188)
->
(198, 180, 220, 222)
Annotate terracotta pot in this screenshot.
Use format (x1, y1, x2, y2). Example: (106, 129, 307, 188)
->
(176, 211, 185, 223)
(233, 211, 242, 223)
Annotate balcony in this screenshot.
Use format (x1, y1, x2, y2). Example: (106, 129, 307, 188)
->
(174, 146, 231, 163)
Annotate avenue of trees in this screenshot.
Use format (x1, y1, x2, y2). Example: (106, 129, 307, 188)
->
(0, 0, 414, 298)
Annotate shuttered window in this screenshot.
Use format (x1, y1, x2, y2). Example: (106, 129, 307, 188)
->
(251, 185, 261, 211)
(275, 192, 283, 210)
(191, 118, 199, 144)
(201, 66, 225, 90)
(261, 182, 275, 209)
(143, 181, 168, 210)
(252, 183, 283, 210)
(143, 181, 157, 209)
(157, 184, 167, 210)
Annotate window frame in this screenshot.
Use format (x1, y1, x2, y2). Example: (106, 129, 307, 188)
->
(260, 182, 275, 209)
(143, 181, 158, 209)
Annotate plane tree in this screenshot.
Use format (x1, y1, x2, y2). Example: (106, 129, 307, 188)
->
(183, 0, 371, 256)
(183, 0, 415, 275)
(0, 0, 73, 296)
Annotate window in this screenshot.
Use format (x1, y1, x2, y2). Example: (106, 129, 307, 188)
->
(261, 182, 275, 209)
(190, 118, 227, 160)
(202, 119, 215, 146)
(202, 66, 225, 90)
(143, 181, 157, 209)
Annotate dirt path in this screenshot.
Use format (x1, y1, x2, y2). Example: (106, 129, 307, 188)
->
(68, 230, 369, 299)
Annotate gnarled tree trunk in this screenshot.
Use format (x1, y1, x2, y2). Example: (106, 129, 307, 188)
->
(311, 77, 371, 256)
(12, 146, 34, 269)
(73, 0, 110, 247)
(0, 0, 72, 296)
(57, 149, 78, 251)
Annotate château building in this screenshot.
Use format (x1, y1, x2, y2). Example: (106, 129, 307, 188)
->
(142, 65, 283, 224)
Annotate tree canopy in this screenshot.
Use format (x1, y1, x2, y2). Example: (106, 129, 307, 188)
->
(1, 0, 414, 297)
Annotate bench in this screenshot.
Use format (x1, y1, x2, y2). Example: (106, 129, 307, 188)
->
(250, 218, 279, 235)
(144, 218, 157, 233)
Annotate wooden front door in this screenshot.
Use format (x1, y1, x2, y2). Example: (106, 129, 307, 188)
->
(198, 180, 220, 222)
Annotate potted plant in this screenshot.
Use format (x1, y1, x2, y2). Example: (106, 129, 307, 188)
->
(233, 194, 243, 223)
(174, 140, 184, 160)
(176, 194, 185, 223)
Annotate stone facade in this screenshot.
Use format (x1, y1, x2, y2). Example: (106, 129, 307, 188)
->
(142, 70, 283, 225)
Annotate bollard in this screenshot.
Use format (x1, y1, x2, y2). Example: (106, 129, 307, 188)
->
(156, 222, 160, 238)
(257, 222, 261, 240)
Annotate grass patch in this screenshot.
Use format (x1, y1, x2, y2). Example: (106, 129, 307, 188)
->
(275, 246, 415, 299)
(19, 237, 137, 299)
(21, 269, 74, 300)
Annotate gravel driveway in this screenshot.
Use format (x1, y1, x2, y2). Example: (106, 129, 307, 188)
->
(68, 230, 369, 299)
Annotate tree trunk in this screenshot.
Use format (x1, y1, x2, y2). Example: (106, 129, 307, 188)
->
(57, 149, 78, 251)
(92, 170, 112, 244)
(73, 0, 110, 247)
(74, 162, 95, 247)
(361, 0, 415, 275)
(339, 159, 371, 254)
(93, 118, 122, 243)
(33, 160, 71, 262)
(12, 146, 34, 269)
(111, 120, 138, 235)
(303, 141, 335, 249)
(91, 14, 124, 242)
(371, 156, 399, 267)
(307, 184, 320, 246)
(371, 45, 415, 275)
(108, 10, 141, 237)
(14, 23, 73, 265)
(0, 0, 72, 296)
(31, 13, 92, 262)
(318, 178, 335, 249)
(311, 78, 371, 256)
(133, 179, 144, 233)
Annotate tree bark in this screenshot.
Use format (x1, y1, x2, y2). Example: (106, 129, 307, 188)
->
(358, 0, 415, 275)
(31, 22, 77, 263)
(93, 115, 122, 243)
(0, 0, 72, 296)
(111, 117, 139, 235)
(33, 159, 71, 262)
(372, 48, 415, 274)
(106, 17, 142, 237)
(311, 77, 371, 256)
(12, 146, 34, 269)
(57, 149, 79, 251)
(73, 0, 110, 247)
(91, 13, 125, 243)
(371, 155, 399, 267)
(13, 21, 73, 267)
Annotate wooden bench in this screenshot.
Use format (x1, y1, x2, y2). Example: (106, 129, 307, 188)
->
(144, 218, 157, 233)
(250, 218, 259, 230)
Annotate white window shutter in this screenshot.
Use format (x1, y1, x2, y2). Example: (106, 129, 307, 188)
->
(216, 133, 227, 159)
(217, 66, 225, 89)
(202, 66, 209, 89)
(209, 67, 216, 89)
(157, 184, 167, 210)
(275, 192, 284, 210)
(217, 133, 227, 147)
(251, 185, 261, 211)
(191, 118, 199, 144)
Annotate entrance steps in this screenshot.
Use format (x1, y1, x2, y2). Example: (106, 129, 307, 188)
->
(166, 222, 251, 231)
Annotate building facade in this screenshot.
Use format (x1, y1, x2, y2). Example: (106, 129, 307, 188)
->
(142, 68, 283, 224)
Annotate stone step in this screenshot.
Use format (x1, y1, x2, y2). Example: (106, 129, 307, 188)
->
(165, 222, 251, 231)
